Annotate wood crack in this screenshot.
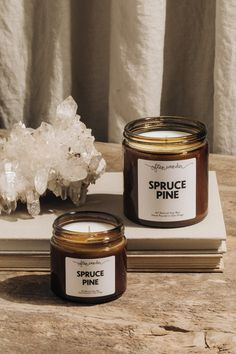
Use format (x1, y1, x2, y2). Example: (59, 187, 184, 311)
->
(204, 331, 210, 349)
(160, 325, 191, 333)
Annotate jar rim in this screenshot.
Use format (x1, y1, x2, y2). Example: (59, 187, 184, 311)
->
(123, 116, 207, 153)
(53, 211, 124, 246)
(124, 116, 206, 140)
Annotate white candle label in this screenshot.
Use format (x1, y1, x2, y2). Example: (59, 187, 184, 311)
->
(65, 256, 115, 298)
(138, 158, 196, 221)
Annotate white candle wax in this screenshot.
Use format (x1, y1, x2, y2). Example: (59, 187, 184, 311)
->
(139, 130, 190, 138)
(62, 221, 114, 233)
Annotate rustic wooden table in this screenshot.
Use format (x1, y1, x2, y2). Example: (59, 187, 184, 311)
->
(0, 142, 235, 354)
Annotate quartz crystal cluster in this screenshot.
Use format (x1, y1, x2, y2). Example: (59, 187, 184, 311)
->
(0, 96, 106, 216)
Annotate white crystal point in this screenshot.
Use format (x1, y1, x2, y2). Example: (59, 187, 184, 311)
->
(34, 169, 48, 195)
(68, 181, 82, 205)
(60, 186, 68, 200)
(0, 161, 17, 202)
(56, 96, 78, 121)
(26, 191, 40, 216)
(0, 96, 106, 216)
(2, 201, 14, 214)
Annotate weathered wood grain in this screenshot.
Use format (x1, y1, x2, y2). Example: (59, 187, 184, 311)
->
(0, 142, 235, 354)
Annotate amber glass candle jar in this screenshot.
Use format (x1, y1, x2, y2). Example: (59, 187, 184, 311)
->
(123, 117, 208, 228)
(51, 211, 127, 304)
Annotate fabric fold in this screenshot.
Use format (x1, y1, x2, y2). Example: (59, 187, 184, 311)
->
(108, 0, 166, 143)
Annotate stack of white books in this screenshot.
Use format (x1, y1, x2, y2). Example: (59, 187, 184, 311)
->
(0, 172, 226, 272)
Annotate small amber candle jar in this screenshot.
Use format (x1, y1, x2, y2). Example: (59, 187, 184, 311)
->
(123, 117, 208, 228)
(51, 211, 127, 304)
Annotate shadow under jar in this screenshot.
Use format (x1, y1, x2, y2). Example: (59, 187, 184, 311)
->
(51, 211, 127, 304)
(123, 117, 208, 228)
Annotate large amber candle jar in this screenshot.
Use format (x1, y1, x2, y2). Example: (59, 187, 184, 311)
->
(123, 117, 208, 228)
(51, 211, 127, 304)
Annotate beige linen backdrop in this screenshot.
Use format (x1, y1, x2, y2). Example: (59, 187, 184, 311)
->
(0, 0, 235, 154)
